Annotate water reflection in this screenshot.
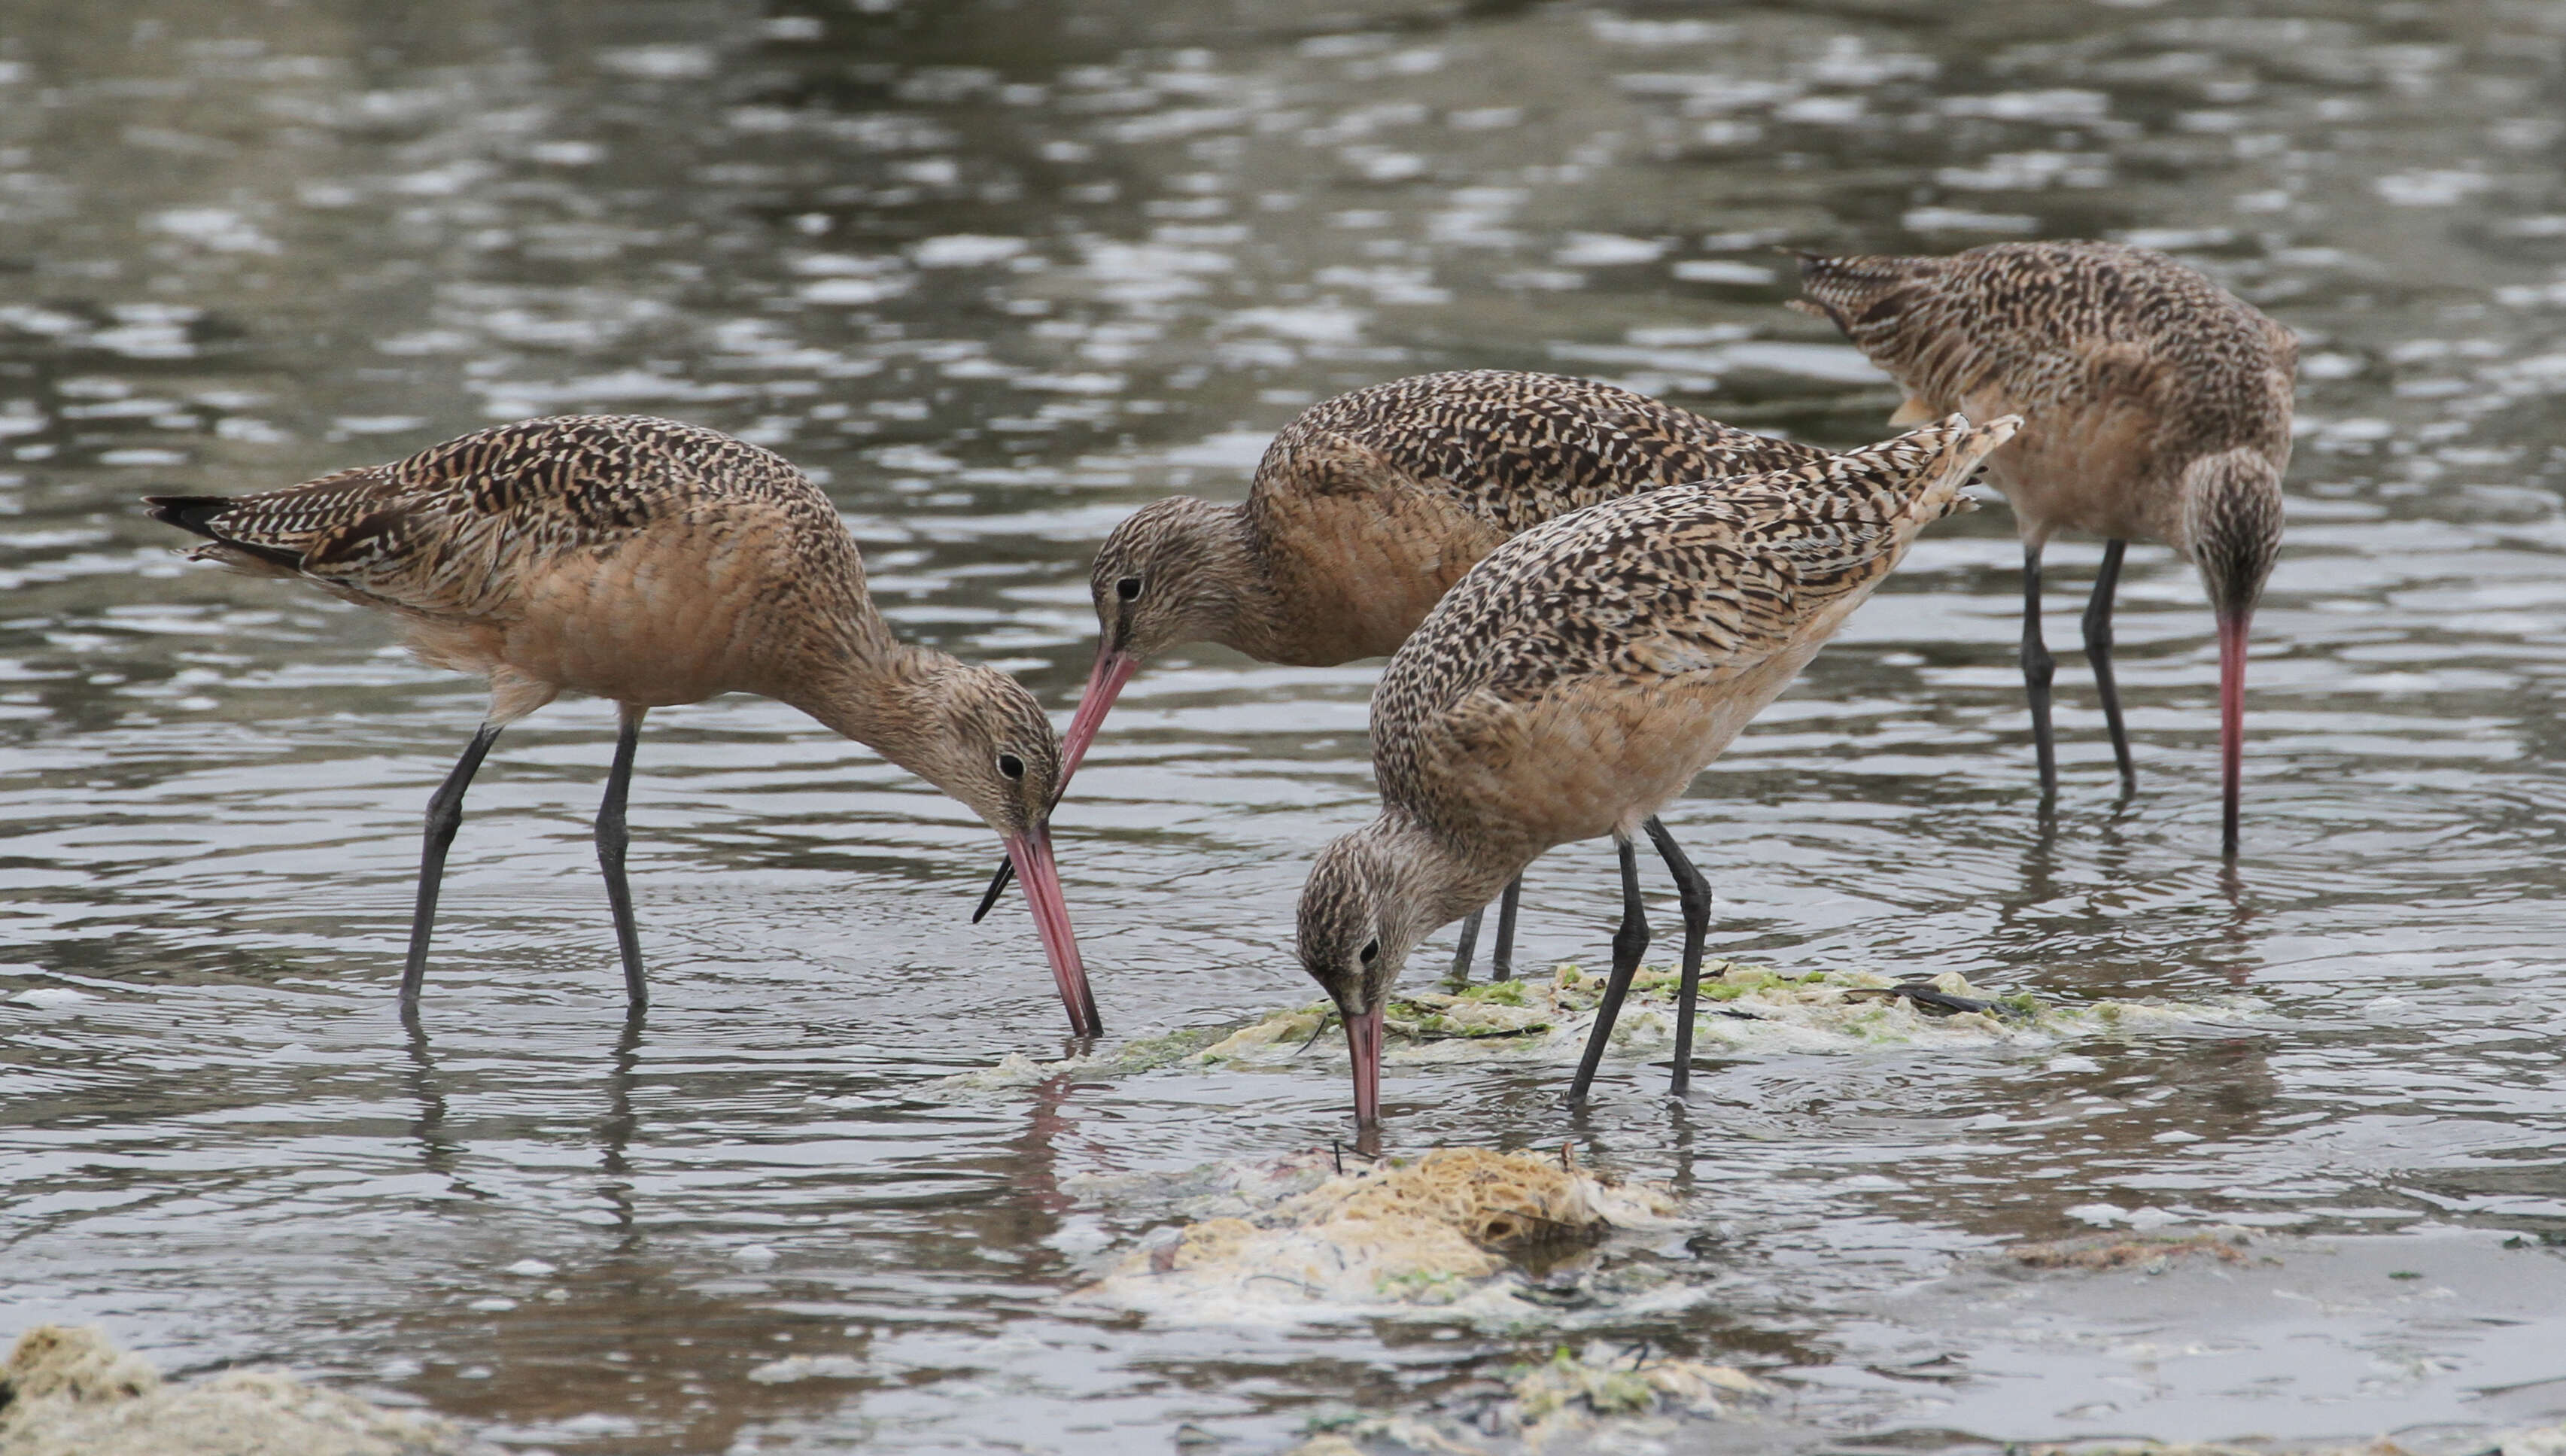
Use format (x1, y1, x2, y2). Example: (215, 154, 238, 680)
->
(598, 1014, 645, 1239)
(4, 0, 2565, 1448)
(400, 1013, 487, 1202)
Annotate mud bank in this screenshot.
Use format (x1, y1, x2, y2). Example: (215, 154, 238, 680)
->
(1069, 1147, 1683, 1326)
(0, 1325, 491, 1456)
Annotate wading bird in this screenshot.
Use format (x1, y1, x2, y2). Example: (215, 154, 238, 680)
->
(146, 415, 1099, 1033)
(1791, 241, 2293, 853)
(1294, 416, 2019, 1126)
(986, 370, 1826, 980)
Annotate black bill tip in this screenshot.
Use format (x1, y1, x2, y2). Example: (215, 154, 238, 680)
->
(968, 856, 1014, 924)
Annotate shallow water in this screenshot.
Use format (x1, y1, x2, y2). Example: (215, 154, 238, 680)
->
(4, 0, 2564, 1451)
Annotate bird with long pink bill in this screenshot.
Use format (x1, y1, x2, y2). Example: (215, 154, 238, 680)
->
(145, 415, 1099, 1034)
(977, 370, 1828, 977)
(1297, 415, 2020, 1126)
(1790, 241, 2293, 855)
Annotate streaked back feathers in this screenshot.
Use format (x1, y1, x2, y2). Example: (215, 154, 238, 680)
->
(1299, 415, 2018, 1011)
(1793, 241, 2294, 472)
(1087, 370, 1830, 665)
(1373, 414, 2019, 745)
(1793, 239, 2291, 609)
(146, 415, 862, 625)
(1250, 369, 1828, 536)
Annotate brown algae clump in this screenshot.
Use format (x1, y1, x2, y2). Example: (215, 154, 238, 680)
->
(0, 1324, 493, 1456)
(1074, 1147, 1677, 1324)
(1319, 1145, 1661, 1249)
(2011, 1229, 2257, 1272)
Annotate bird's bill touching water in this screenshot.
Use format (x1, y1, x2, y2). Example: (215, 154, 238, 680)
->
(2218, 610, 2249, 858)
(1058, 644, 1143, 785)
(2181, 448, 2282, 859)
(1343, 1001, 1385, 1126)
(1000, 825, 1101, 1036)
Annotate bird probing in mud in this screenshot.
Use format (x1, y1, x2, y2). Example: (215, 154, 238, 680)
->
(1297, 415, 2020, 1127)
(145, 415, 1098, 1035)
(983, 369, 1829, 983)
(1792, 241, 2292, 855)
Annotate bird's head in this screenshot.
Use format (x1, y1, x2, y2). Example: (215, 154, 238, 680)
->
(914, 664, 1064, 840)
(2178, 448, 2285, 857)
(914, 664, 1097, 1035)
(1060, 497, 1251, 781)
(2180, 449, 2284, 628)
(1296, 823, 1427, 1126)
(1086, 495, 1253, 663)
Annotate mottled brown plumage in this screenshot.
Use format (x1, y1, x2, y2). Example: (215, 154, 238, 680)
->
(144, 415, 1098, 1033)
(1031, 370, 1830, 979)
(1792, 241, 2292, 852)
(1296, 414, 2020, 1126)
(1065, 369, 1827, 761)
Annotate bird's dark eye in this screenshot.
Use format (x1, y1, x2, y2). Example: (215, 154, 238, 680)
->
(1358, 939, 1379, 965)
(1115, 576, 1142, 602)
(996, 752, 1025, 780)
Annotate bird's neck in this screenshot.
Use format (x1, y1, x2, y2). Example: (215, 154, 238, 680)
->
(1373, 810, 1524, 942)
(1174, 504, 1296, 663)
(789, 640, 957, 782)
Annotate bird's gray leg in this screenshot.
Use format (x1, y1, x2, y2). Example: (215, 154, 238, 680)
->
(2083, 538, 2136, 795)
(596, 704, 649, 1012)
(401, 722, 503, 1011)
(1452, 875, 1525, 983)
(1569, 836, 1649, 1105)
(1641, 816, 1710, 1097)
(2021, 543, 2058, 798)
(1489, 874, 1522, 983)
(1447, 907, 1483, 985)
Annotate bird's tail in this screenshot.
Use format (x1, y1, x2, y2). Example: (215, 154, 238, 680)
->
(1704, 414, 2014, 606)
(144, 494, 232, 537)
(1899, 412, 2020, 524)
(1702, 413, 2020, 643)
(1788, 413, 2020, 544)
(1787, 251, 1945, 340)
(141, 494, 307, 573)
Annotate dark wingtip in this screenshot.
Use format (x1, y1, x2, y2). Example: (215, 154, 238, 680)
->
(141, 494, 307, 571)
(141, 494, 236, 538)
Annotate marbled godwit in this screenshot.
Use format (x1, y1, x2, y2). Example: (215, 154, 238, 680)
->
(986, 370, 1826, 979)
(144, 415, 1099, 1033)
(1296, 415, 2020, 1126)
(1791, 242, 2293, 853)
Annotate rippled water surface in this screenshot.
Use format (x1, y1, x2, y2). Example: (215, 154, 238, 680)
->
(5, 1, 2566, 1451)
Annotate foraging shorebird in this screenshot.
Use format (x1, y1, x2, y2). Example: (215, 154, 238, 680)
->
(144, 415, 1099, 1033)
(1791, 241, 2293, 853)
(1296, 415, 2020, 1125)
(983, 370, 1826, 979)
